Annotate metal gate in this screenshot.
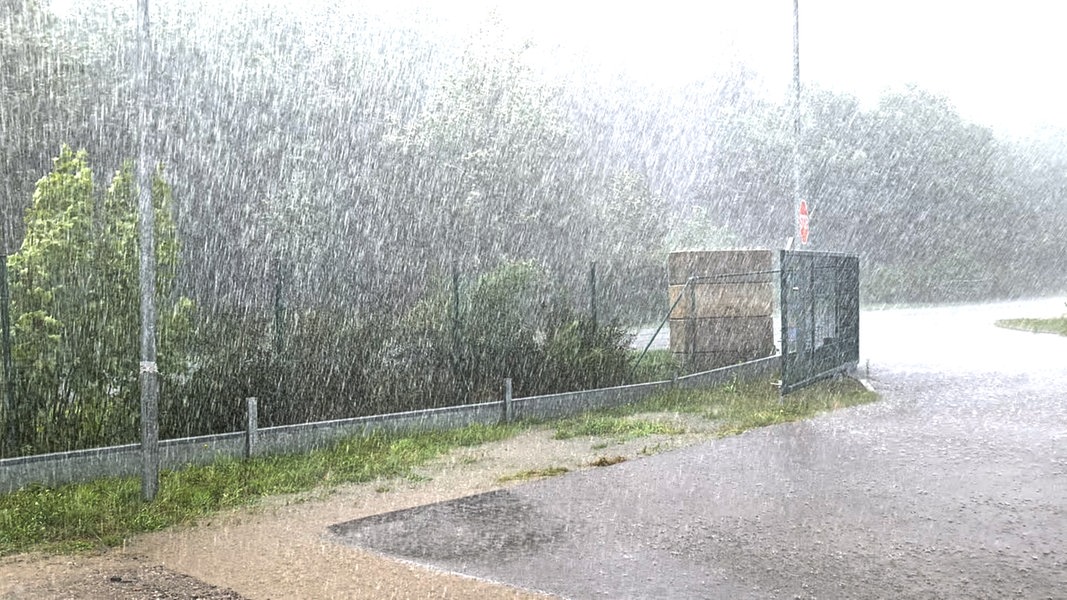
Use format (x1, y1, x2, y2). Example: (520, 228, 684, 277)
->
(780, 250, 859, 394)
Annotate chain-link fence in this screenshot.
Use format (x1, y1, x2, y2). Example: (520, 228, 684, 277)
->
(780, 250, 860, 394)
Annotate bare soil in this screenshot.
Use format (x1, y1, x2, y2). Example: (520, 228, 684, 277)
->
(0, 415, 717, 600)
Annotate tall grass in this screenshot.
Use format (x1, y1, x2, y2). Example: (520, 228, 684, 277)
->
(629, 348, 681, 383)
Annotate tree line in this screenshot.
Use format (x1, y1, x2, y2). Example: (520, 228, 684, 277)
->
(5, 1, 1065, 309)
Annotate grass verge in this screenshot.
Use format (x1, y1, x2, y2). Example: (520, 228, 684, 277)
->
(995, 317, 1067, 337)
(551, 376, 875, 440)
(552, 415, 684, 440)
(0, 377, 876, 557)
(0, 423, 520, 556)
(698, 377, 876, 437)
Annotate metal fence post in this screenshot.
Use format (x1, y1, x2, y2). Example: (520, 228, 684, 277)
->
(503, 378, 513, 423)
(245, 397, 258, 458)
(685, 279, 697, 370)
(0, 255, 15, 455)
(273, 258, 286, 358)
(451, 265, 461, 391)
(779, 250, 790, 397)
(589, 261, 597, 331)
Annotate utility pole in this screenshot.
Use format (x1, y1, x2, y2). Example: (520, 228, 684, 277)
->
(792, 0, 805, 248)
(136, 0, 160, 502)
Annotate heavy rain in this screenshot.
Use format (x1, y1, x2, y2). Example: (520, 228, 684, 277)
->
(1, 0, 1066, 598)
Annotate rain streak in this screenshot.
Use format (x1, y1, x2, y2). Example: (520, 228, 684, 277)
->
(1, 1, 1065, 598)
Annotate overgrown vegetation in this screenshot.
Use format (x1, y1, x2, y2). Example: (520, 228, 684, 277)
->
(995, 317, 1067, 337)
(171, 261, 647, 436)
(630, 348, 682, 383)
(1, 171, 647, 453)
(173, 307, 391, 435)
(379, 261, 636, 410)
(0, 377, 875, 557)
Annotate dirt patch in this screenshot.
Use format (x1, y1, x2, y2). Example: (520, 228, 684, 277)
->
(587, 455, 627, 467)
(0, 553, 244, 600)
(0, 422, 716, 600)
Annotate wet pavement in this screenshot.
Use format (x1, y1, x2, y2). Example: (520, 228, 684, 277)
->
(330, 298, 1067, 599)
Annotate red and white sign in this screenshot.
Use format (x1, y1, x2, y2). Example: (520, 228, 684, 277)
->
(798, 199, 810, 245)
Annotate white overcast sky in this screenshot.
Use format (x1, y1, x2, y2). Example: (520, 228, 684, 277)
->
(50, 0, 1067, 138)
(446, 0, 1067, 138)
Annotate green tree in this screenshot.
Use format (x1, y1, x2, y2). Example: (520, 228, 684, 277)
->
(382, 31, 602, 285)
(5, 146, 192, 455)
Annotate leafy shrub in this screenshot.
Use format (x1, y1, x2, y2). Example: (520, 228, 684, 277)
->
(538, 310, 633, 393)
(170, 307, 390, 434)
(3, 147, 193, 456)
(378, 261, 635, 408)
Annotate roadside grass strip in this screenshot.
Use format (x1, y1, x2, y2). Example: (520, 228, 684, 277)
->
(995, 317, 1067, 337)
(552, 415, 684, 441)
(551, 376, 875, 440)
(0, 424, 520, 556)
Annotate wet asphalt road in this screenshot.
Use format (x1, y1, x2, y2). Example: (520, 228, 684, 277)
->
(330, 298, 1067, 599)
